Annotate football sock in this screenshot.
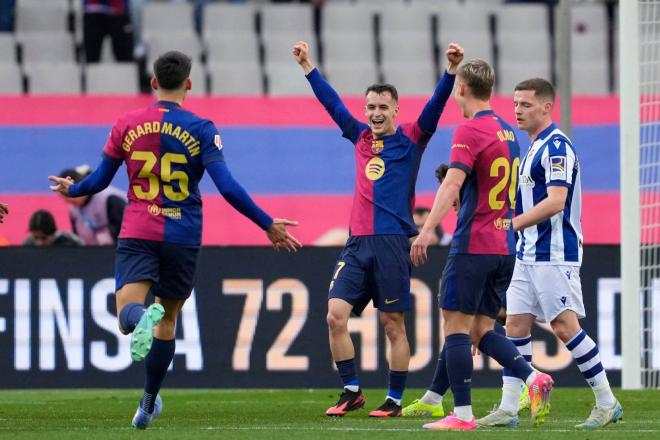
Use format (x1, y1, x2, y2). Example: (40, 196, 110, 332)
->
(478, 330, 533, 383)
(427, 344, 449, 400)
(336, 358, 359, 392)
(445, 333, 473, 417)
(565, 329, 616, 408)
(386, 370, 407, 404)
(118, 302, 145, 334)
(500, 335, 532, 413)
(142, 337, 175, 414)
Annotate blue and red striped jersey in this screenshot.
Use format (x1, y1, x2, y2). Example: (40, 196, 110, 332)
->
(103, 100, 225, 245)
(448, 110, 520, 255)
(306, 68, 455, 237)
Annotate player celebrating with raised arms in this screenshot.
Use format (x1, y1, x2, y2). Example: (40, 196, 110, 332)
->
(408, 60, 553, 431)
(293, 40, 462, 417)
(476, 78, 622, 430)
(49, 51, 301, 429)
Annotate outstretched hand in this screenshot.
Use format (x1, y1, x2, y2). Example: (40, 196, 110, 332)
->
(0, 202, 8, 223)
(293, 41, 315, 74)
(446, 43, 465, 74)
(266, 218, 302, 252)
(48, 175, 74, 196)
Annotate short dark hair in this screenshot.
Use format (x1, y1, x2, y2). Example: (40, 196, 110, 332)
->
(514, 78, 556, 102)
(435, 163, 449, 183)
(457, 59, 494, 101)
(29, 210, 56, 235)
(365, 83, 398, 102)
(153, 51, 192, 90)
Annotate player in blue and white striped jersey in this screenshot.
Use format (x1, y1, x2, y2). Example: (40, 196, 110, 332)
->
(476, 78, 622, 430)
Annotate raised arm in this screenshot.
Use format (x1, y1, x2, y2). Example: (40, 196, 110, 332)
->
(417, 43, 464, 135)
(48, 155, 121, 197)
(293, 41, 363, 142)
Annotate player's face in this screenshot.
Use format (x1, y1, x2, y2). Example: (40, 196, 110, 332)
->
(365, 92, 398, 137)
(514, 90, 550, 133)
(453, 80, 468, 117)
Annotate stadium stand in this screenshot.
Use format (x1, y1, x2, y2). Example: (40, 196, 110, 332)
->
(86, 62, 140, 94)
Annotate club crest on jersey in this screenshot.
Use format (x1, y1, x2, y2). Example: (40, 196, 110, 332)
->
(214, 134, 223, 150)
(365, 157, 385, 180)
(371, 139, 384, 154)
(550, 156, 566, 180)
(553, 139, 562, 149)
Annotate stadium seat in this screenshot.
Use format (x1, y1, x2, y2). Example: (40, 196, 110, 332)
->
(143, 1, 195, 39)
(202, 2, 257, 37)
(320, 3, 375, 40)
(566, 3, 609, 94)
(497, 60, 552, 95)
(322, 33, 376, 66)
(146, 33, 203, 70)
(15, 1, 69, 36)
(0, 34, 17, 63)
(205, 34, 260, 65)
(496, 3, 550, 34)
(263, 34, 314, 69)
(380, 32, 434, 66)
(26, 62, 82, 94)
(208, 62, 263, 96)
(379, 3, 432, 35)
(381, 62, 436, 96)
(324, 61, 378, 95)
(260, 4, 314, 40)
(266, 64, 314, 96)
(20, 33, 76, 63)
(438, 31, 494, 66)
(86, 63, 139, 94)
(436, 3, 491, 36)
(0, 64, 23, 94)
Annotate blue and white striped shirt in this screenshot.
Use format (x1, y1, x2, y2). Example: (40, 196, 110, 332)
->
(516, 123, 583, 265)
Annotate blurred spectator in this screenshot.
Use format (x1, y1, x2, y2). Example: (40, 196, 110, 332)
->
(83, 0, 135, 63)
(22, 210, 83, 247)
(0, 202, 8, 224)
(58, 165, 127, 245)
(0, 0, 14, 31)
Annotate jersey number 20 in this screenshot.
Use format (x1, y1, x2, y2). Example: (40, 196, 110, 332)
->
(131, 151, 190, 201)
(489, 156, 520, 210)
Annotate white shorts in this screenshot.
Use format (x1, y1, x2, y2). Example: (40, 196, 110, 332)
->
(506, 262, 586, 323)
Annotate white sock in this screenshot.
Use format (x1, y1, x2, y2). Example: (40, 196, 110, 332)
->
(420, 390, 443, 406)
(344, 385, 359, 393)
(499, 377, 522, 414)
(454, 405, 473, 421)
(564, 330, 616, 408)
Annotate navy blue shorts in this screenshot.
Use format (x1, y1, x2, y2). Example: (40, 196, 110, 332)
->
(328, 235, 412, 316)
(115, 238, 200, 300)
(439, 254, 514, 319)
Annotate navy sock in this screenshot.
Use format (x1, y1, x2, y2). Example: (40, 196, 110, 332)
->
(118, 302, 145, 334)
(387, 370, 408, 401)
(429, 345, 450, 395)
(493, 322, 506, 336)
(445, 333, 473, 407)
(478, 330, 533, 380)
(335, 358, 359, 388)
(142, 337, 175, 414)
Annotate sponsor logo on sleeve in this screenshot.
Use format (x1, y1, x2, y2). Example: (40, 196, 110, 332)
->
(451, 143, 470, 149)
(214, 134, 223, 150)
(550, 156, 566, 180)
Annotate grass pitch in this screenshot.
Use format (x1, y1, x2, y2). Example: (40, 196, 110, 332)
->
(0, 388, 658, 439)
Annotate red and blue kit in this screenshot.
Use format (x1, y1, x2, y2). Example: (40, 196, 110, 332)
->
(102, 101, 225, 246)
(448, 110, 520, 256)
